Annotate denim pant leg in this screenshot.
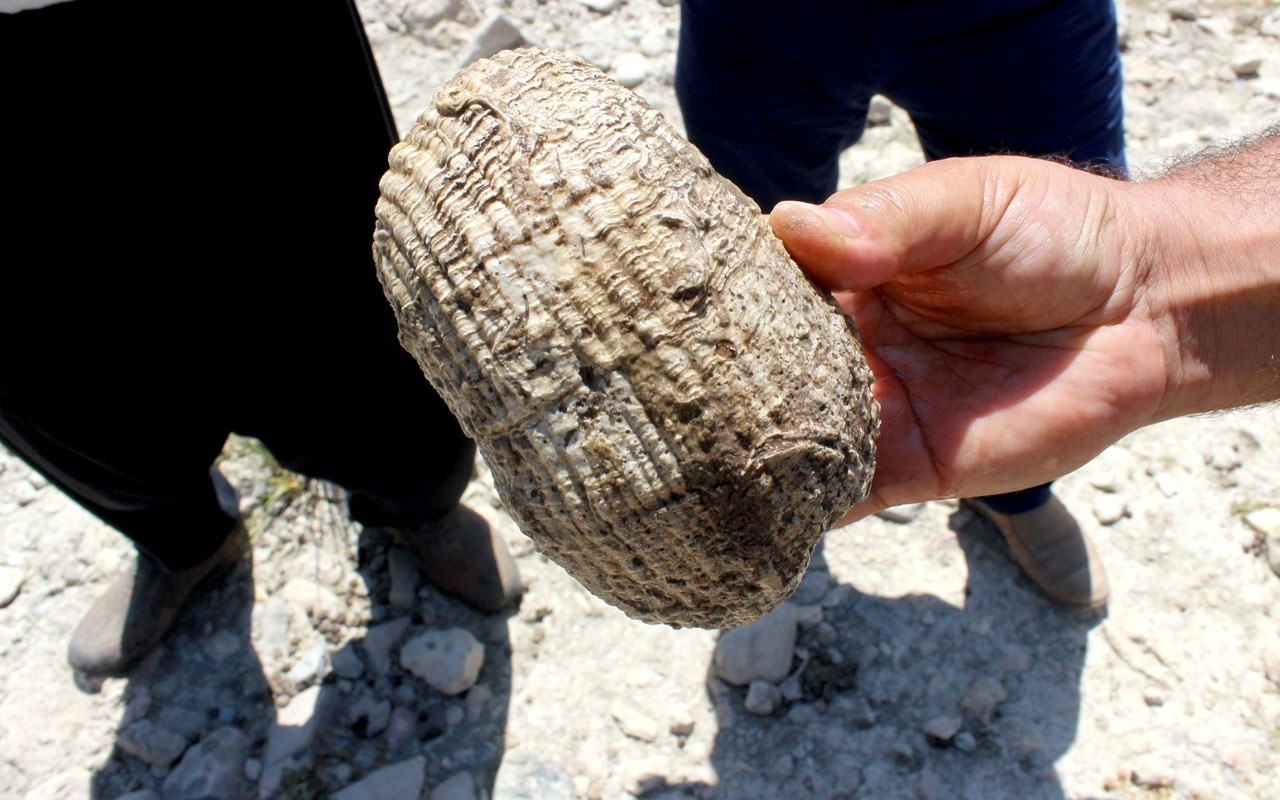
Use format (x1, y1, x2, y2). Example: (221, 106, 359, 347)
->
(884, 0, 1127, 172)
(676, 0, 880, 210)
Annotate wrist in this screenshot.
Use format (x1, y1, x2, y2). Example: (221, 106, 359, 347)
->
(1126, 139, 1280, 423)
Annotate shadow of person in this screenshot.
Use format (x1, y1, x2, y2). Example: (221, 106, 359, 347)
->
(84, 476, 515, 800)
(87, 544, 273, 800)
(660, 505, 1104, 800)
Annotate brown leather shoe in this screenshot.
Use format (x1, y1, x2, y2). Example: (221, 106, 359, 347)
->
(67, 522, 249, 676)
(964, 495, 1110, 609)
(390, 505, 522, 613)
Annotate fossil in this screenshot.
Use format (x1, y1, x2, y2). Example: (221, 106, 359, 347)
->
(372, 47, 879, 628)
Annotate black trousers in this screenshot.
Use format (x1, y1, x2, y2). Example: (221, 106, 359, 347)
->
(0, 0, 474, 569)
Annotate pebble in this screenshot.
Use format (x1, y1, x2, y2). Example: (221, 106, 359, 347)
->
(400, 628, 485, 696)
(0, 565, 23, 608)
(331, 645, 365, 680)
(460, 12, 526, 68)
(429, 770, 478, 800)
(667, 704, 696, 737)
(1093, 493, 1129, 525)
(162, 727, 251, 800)
(610, 52, 651, 88)
(712, 604, 798, 686)
(332, 756, 426, 800)
(744, 680, 782, 716)
(386, 547, 421, 609)
(610, 699, 660, 742)
(959, 676, 1008, 724)
(116, 720, 189, 768)
(923, 715, 962, 745)
(362, 618, 411, 676)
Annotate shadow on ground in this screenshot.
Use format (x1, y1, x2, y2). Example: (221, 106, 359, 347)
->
(654, 510, 1105, 800)
(84, 507, 514, 799)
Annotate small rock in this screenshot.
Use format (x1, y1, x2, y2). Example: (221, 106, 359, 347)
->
(639, 29, 668, 58)
(333, 756, 427, 800)
(162, 726, 250, 800)
(260, 685, 331, 790)
(445, 704, 465, 727)
(386, 547, 421, 610)
(1089, 471, 1120, 492)
(401, 628, 485, 696)
(953, 731, 978, 753)
(1131, 764, 1175, 789)
(384, 706, 418, 751)
(581, 0, 621, 12)
(923, 715, 962, 745)
(667, 704, 696, 737)
(1168, 4, 1197, 22)
(330, 646, 365, 680)
(1207, 444, 1243, 470)
(1092, 493, 1129, 525)
(778, 673, 804, 702)
(713, 604, 798, 686)
(959, 676, 1007, 724)
(611, 52, 651, 89)
(610, 699, 660, 742)
(363, 618, 412, 676)
(429, 770, 478, 800)
(286, 641, 329, 689)
(116, 720, 189, 768)
(1142, 685, 1167, 707)
(460, 12, 526, 68)
(744, 680, 782, 716)
(0, 565, 24, 608)
(1244, 506, 1280, 536)
(465, 684, 494, 723)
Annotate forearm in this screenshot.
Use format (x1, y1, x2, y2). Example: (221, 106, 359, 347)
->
(1125, 124, 1280, 423)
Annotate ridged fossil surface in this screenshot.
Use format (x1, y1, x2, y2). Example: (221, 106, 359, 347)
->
(373, 47, 879, 628)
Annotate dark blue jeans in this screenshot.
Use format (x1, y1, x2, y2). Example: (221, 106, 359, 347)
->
(676, 0, 1126, 512)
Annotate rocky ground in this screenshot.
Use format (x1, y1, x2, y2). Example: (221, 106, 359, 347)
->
(2, 1, 1280, 799)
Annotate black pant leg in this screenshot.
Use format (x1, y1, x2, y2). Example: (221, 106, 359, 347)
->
(0, 0, 240, 568)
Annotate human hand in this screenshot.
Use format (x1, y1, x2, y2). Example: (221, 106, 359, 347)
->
(768, 156, 1171, 524)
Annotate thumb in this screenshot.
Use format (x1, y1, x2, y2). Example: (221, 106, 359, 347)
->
(767, 157, 1006, 292)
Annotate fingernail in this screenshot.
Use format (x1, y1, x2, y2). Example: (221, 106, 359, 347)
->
(776, 201, 863, 239)
(811, 204, 863, 239)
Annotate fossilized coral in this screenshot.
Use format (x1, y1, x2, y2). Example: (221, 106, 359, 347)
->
(373, 47, 879, 628)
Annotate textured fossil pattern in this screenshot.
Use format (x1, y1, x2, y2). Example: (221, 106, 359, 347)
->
(373, 47, 879, 628)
